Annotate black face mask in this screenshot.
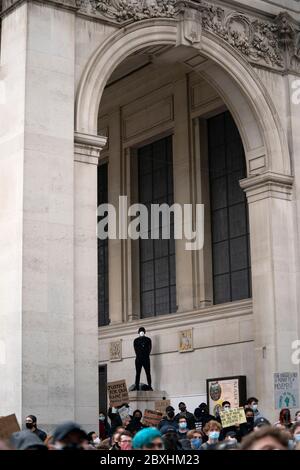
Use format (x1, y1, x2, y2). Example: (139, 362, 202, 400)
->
(134, 416, 141, 422)
(246, 417, 254, 424)
(167, 411, 175, 419)
(180, 408, 186, 413)
(26, 423, 35, 430)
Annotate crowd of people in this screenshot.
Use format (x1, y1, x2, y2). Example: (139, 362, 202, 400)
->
(2, 397, 300, 451)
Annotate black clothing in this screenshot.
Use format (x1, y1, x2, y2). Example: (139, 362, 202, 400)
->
(175, 411, 195, 430)
(134, 336, 152, 358)
(134, 335, 152, 389)
(33, 428, 47, 442)
(239, 421, 254, 439)
(108, 407, 123, 434)
(159, 418, 178, 434)
(126, 418, 144, 436)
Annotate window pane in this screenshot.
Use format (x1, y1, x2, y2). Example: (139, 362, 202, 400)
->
(138, 136, 177, 318)
(208, 111, 251, 304)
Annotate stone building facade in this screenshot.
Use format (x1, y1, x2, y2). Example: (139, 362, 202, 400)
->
(1, 0, 300, 431)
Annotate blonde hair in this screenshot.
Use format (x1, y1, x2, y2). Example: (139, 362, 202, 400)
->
(203, 420, 222, 434)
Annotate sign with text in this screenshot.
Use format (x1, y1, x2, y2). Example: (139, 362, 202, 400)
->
(274, 372, 299, 409)
(207, 376, 246, 416)
(108, 380, 129, 408)
(142, 410, 163, 428)
(0, 414, 20, 440)
(219, 407, 246, 428)
(155, 400, 171, 415)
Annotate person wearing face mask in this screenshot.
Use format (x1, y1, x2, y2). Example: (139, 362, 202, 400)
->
(175, 402, 195, 430)
(87, 431, 101, 448)
(177, 417, 189, 441)
(194, 403, 216, 431)
(239, 407, 255, 439)
(219, 402, 241, 441)
(246, 397, 264, 420)
(25, 415, 47, 442)
(159, 406, 178, 434)
(133, 327, 152, 391)
(98, 411, 111, 440)
(126, 409, 145, 435)
(200, 420, 222, 450)
(274, 408, 293, 430)
(291, 422, 300, 448)
(187, 430, 203, 450)
(294, 410, 300, 423)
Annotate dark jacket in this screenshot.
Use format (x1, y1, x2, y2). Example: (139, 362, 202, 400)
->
(134, 336, 152, 358)
(108, 407, 123, 434)
(33, 428, 47, 442)
(126, 418, 145, 435)
(11, 431, 47, 450)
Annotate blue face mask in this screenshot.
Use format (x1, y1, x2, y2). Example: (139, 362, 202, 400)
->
(179, 422, 187, 430)
(191, 438, 202, 449)
(209, 431, 220, 440)
(294, 434, 300, 442)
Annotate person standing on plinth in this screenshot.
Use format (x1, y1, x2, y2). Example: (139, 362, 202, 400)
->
(133, 327, 153, 391)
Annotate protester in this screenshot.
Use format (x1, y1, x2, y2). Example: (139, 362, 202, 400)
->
(25, 415, 47, 442)
(132, 428, 164, 450)
(177, 417, 189, 440)
(52, 421, 88, 450)
(187, 429, 203, 450)
(107, 406, 123, 433)
(98, 411, 111, 440)
(239, 407, 255, 439)
(274, 408, 293, 430)
(201, 420, 222, 449)
(240, 426, 289, 450)
(126, 409, 144, 435)
(253, 417, 271, 431)
(175, 402, 195, 429)
(159, 406, 178, 434)
(246, 397, 263, 420)
(109, 428, 125, 450)
(295, 410, 300, 423)
(11, 430, 48, 451)
(87, 431, 101, 447)
(162, 427, 183, 450)
(119, 431, 133, 450)
(291, 422, 300, 447)
(194, 404, 216, 431)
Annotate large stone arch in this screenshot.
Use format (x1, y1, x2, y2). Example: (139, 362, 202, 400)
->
(75, 18, 291, 177)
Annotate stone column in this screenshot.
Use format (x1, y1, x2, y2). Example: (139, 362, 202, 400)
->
(107, 108, 124, 324)
(74, 132, 107, 430)
(0, 1, 76, 429)
(240, 172, 298, 421)
(173, 77, 194, 313)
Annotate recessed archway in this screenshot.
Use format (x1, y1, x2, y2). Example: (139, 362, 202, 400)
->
(75, 18, 291, 177)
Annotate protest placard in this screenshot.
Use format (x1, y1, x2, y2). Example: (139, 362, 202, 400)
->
(219, 407, 246, 428)
(0, 414, 20, 440)
(154, 400, 171, 415)
(142, 410, 163, 428)
(107, 380, 129, 408)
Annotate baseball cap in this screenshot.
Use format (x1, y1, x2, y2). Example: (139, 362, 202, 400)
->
(254, 417, 270, 428)
(53, 421, 87, 442)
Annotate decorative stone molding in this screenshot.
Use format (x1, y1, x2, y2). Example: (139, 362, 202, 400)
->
(1, 0, 78, 15)
(240, 172, 294, 203)
(74, 132, 107, 165)
(74, 0, 300, 74)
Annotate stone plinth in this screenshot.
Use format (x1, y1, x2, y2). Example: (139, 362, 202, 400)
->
(128, 391, 168, 414)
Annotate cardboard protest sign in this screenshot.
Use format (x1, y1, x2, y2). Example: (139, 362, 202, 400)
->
(108, 380, 129, 408)
(154, 400, 171, 415)
(0, 414, 21, 440)
(118, 405, 132, 421)
(219, 407, 246, 428)
(142, 410, 163, 428)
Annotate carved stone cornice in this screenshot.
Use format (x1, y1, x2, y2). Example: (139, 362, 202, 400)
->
(74, 132, 107, 165)
(240, 172, 294, 203)
(74, 0, 300, 74)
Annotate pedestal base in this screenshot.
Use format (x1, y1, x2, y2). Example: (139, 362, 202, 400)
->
(128, 391, 168, 414)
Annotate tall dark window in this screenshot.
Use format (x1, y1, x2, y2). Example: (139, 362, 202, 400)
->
(208, 111, 251, 304)
(138, 136, 177, 318)
(99, 365, 107, 413)
(98, 163, 109, 326)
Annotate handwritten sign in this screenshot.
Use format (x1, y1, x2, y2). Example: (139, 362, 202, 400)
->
(0, 414, 20, 440)
(219, 407, 246, 428)
(142, 410, 163, 428)
(108, 380, 129, 408)
(274, 372, 299, 409)
(155, 400, 171, 415)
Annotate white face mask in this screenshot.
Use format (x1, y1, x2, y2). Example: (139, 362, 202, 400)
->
(139, 332, 145, 337)
(93, 437, 101, 445)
